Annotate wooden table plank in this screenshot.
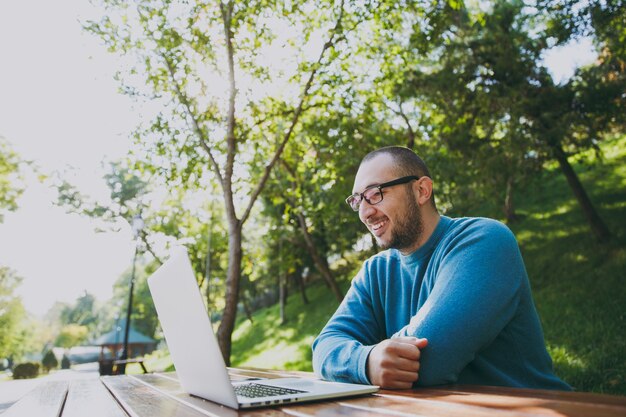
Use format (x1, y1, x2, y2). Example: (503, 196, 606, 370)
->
(132, 374, 284, 417)
(385, 387, 626, 417)
(134, 373, 390, 416)
(143, 370, 626, 417)
(2, 380, 68, 417)
(101, 375, 212, 417)
(62, 379, 127, 417)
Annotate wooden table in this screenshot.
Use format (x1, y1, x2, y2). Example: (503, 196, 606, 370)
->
(3, 368, 626, 417)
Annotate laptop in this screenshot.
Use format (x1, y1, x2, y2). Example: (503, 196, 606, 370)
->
(147, 247, 379, 409)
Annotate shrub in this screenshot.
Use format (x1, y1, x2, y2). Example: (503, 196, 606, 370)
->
(61, 355, 71, 369)
(42, 350, 59, 372)
(12, 362, 40, 379)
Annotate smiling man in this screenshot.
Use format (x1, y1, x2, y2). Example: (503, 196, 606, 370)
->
(312, 146, 570, 390)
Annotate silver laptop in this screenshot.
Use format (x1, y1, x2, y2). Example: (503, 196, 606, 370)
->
(147, 247, 378, 409)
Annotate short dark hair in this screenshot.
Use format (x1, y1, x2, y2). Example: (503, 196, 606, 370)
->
(362, 146, 431, 177)
(361, 146, 436, 209)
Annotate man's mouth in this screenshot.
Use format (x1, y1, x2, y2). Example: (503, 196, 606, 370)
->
(368, 218, 388, 236)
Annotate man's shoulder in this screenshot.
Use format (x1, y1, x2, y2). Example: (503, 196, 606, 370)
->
(446, 216, 514, 240)
(437, 216, 519, 256)
(364, 248, 402, 267)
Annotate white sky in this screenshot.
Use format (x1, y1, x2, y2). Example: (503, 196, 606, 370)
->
(0, 0, 139, 316)
(0, 1, 597, 317)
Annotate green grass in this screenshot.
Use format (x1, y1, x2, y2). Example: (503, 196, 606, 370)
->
(230, 135, 626, 395)
(231, 282, 349, 371)
(506, 135, 626, 395)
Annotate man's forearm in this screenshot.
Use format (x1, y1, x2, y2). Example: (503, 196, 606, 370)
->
(312, 335, 375, 384)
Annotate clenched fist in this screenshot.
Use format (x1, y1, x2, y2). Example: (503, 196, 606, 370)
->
(366, 337, 428, 389)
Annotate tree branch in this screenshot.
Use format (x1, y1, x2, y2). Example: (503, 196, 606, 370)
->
(220, 1, 239, 224)
(239, 0, 347, 225)
(140, 231, 163, 265)
(161, 53, 226, 191)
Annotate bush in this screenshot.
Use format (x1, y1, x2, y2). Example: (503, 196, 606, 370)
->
(61, 355, 71, 369)
(12, 362, 40, 379)
(42, 350, 59, 373)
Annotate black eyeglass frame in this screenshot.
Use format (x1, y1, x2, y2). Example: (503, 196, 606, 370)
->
(345, 175, 421, 211)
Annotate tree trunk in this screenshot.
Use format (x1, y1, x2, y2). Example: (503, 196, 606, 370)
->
(279, 238, 287, 325)
(216, 219, 242, 366)
(279, 277, 287, 325)
(296, 213, 343, 302)
(242, 294, 253, 324)
(552, 144, 611, 243)
(295, 269, 309, 305)
(503, 176, 518, 223)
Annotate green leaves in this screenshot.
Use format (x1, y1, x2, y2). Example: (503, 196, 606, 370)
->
(0, 138, 25, 222)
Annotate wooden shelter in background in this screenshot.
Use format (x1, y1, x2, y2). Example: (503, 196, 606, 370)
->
(93, 323, 156, 361)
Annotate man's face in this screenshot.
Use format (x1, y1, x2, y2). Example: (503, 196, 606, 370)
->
(352, 154, 423, 254)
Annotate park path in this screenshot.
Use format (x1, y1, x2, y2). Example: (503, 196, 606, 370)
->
(0, 362, 99, 414)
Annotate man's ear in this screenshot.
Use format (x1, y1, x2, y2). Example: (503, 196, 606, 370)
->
(413, 177, 433, 206)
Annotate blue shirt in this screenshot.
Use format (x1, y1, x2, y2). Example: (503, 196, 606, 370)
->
(312, 216, 570, 390)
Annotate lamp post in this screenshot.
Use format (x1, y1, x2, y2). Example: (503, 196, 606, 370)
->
(119, 213, 144, 374)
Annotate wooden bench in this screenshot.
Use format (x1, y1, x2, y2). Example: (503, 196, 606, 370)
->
(112, 358, 148, 374)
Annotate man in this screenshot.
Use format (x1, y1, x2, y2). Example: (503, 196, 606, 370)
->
(312, 146, 570, 390)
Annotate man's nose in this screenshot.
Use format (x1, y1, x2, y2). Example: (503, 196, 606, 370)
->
(359, 199, 376, 222)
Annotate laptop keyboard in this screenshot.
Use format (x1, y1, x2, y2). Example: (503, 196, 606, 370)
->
(234, 383, 306, 398)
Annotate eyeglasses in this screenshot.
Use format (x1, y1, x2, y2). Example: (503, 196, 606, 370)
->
(345, 175, 420, 211)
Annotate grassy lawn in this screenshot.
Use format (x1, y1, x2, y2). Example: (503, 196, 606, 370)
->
(507, 135, 626, 394)
(146, 135, 625, 395)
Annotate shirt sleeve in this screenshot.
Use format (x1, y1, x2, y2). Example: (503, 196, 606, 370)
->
(312, 264, 382, 384)
(392, 219, 524, 386)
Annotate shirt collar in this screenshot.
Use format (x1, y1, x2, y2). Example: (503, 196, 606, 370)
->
(399, 215, 451, 266)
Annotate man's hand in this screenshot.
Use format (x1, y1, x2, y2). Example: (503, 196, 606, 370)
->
(366, 337, 428, 389)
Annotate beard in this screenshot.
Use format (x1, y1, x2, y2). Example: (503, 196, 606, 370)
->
(377, 189, 424, 252)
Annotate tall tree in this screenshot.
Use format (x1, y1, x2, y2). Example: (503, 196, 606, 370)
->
(0, 137, 25, 222)
(0, 267, 26, 359)
(86, 0, 359, 363)
(56, 161, 160, 259)
(399, 0, 622, 239)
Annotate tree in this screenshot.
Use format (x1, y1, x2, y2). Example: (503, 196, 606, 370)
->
(0, 267, 26, 359)
(55, 324, 89, 348)
(86, 0, 361, 363)
(41, 350, 59, 373)
(0, 137, 24, 222)
(56, 161, 160, 260)
(105, 262, 159, 340)
(398, 1, 621, 239)
(59, 292, 99, 330)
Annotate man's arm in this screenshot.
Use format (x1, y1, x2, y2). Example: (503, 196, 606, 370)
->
(312, 264, 389, 385)
(366, 337, 428, 388)
(313, 263, 429, 387)
(392, 220, 524, 385)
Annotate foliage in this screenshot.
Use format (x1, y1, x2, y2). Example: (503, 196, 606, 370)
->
(84, 0, 371, 362)
(104, 260, 160, 339)
(12, 362, 40, 380)
(0, 267, 26, 359)
(41, 350, 59, 372)
(392, 0, 623, 239)
(61, 354, 71, 369)
(77, 0, 625, 366)
(59, 292, 99, 329)
(0, 137, 25, 222)
(55, 324, 89, 348)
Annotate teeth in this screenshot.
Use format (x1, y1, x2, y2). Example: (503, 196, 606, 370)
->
(370, 220, 386, 231)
